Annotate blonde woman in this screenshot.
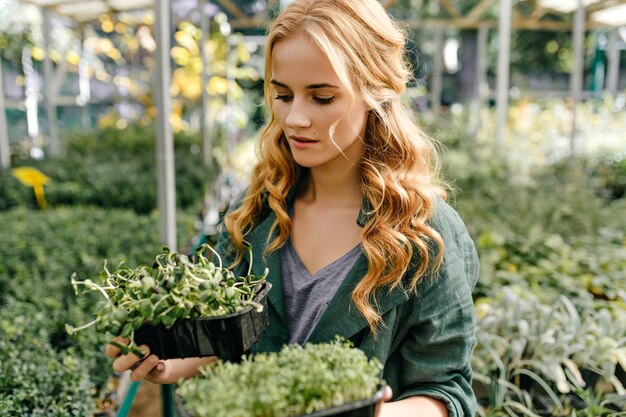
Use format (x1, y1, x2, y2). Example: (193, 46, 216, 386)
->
(107, 1, 479, 416)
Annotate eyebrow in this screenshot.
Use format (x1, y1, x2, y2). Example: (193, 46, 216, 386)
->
(270, 79, 339, 90)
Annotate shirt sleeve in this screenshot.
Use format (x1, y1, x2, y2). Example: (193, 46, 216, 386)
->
(388, 204, 479, 417)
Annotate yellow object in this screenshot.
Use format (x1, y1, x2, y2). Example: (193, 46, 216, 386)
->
(11, 167, 51, 209)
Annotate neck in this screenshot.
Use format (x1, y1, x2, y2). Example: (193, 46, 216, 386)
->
(301, 163, 362, 208)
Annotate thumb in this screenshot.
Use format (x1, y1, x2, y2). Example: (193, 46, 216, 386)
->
(147, 360, 174, 384)
(382, 385, 393, 401)
(374, 385, 393, 417)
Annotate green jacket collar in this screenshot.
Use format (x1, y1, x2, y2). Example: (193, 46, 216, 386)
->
(245, 186, 408, 343)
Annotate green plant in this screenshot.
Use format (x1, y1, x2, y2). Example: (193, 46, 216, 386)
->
(0, 205, 197, 401)
(0, 298, 95, 417)
(66, 244, 268, 356)
(569, 387, 626, 417)
(2, 126, 218, 213)
(177, 338, 384, 417)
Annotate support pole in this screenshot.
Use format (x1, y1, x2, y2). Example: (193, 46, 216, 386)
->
(431, 26, 444, 115)
(606, 29, 620, 95)
(78, 23, 92, 128)
(570, 0, 585, 159)
(154, 0, 177, 250)
(23, 48, 40, 142)
(469, 25, 488, 137)
(42, 8, 60, 156)
(495, 0, 512, 149)
(200, 0, 212, 167)
(155, 1, 177, 409)
(0, 57, 9, 169)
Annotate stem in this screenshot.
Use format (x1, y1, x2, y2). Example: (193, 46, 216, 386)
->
(159, 305, 176, 317)
(94, 283, 111, 302)
(72, 318, 99, 332)
(244, 240, 253, 277)
(152, 294, 171, 311)
(203, 243, 223, 270)
(184, 266, 206, 283)
(103, 260, 111, 277)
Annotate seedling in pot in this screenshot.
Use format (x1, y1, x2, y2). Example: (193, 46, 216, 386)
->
(66, 243, 268, 357)
(177, 337, 385, 417)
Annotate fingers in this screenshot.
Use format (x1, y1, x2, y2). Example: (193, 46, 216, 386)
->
(112, 344, 150, 373)
(145, 360, 172, 384)
(105, 337, 130, 358)
(129, 354, 161, 382)
(382, 385, 393, 401)
(374, 385, 393, 417)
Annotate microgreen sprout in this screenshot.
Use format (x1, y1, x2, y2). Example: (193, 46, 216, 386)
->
(177, 337, 384, 417)
(66, 244, 268, 357)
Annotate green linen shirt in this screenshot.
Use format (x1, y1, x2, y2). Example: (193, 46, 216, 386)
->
(214, 190, 479, 417)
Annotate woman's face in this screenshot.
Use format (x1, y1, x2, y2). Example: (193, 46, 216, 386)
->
(270, 33, 369, 170)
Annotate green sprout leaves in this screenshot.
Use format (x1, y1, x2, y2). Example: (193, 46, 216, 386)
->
(66, 244, 268, 357)
(177, 338, 384, 417)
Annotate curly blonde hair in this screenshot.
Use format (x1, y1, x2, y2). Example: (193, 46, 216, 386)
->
(225, 0, 446, 332)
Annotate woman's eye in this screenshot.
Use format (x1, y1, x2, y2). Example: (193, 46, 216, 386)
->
(274, 94, 293, 102)
(314, 97, 334, 105)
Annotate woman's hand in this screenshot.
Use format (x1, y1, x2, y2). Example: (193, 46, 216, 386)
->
(374, 385, 393, 417)
(105, 337, 216, 384)
(105, 337, 173, 383)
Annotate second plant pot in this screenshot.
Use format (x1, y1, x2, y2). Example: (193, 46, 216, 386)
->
(301, 385, 387, 417)
(134, 282, 271, 360)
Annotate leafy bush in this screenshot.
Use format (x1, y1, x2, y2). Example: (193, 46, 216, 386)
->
(177, 339, 383, 417)
(3, 126, 217, 213)
(438, 124, 626, 415)
(0, 205, 197, 411)
(0, 299, 94, 417)
(590, 154, 626, 200)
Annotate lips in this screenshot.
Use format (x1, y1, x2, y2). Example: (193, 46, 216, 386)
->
(290, 135, 318, 143)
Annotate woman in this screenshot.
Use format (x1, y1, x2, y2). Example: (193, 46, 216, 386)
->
(107, 1, 479, 416)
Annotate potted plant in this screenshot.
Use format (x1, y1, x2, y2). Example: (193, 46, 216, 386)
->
(66, 243, 270, 360)
(176, 338, 386, 417)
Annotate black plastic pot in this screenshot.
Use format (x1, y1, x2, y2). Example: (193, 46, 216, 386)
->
(175, 385, 386, 417)
(134, 282, 271, 360)
(299, 386, 387, 417)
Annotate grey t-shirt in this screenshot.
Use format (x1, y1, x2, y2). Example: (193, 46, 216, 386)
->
(281, 239, 362, 345)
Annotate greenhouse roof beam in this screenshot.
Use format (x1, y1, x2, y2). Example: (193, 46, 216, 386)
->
(401, 18, 610, 30)
(217, 0, 246, 20)
(439, 0, 462, 19)
(20, 0, 626, 27)
(466, 0, 496, 21)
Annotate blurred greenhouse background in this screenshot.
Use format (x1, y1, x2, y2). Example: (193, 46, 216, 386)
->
(1, 0, 625, 416)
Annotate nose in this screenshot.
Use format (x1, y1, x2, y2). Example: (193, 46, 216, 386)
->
(285, 99, 311, 129)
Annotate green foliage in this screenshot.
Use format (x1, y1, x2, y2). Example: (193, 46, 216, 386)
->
(0, 171, 34, 210)
(0, 205, 197, 411)
(177, 338, 383, 417)
(3, 126, 217, 213)
(0, 299, 94, 417)
(67, 244, 268, 356)
(437, 115, 626, 414)
(590, 154, 626, 200)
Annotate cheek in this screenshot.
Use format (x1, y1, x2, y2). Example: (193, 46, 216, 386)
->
(343, 109, 368, 136)
(273, 104, 289, 127)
